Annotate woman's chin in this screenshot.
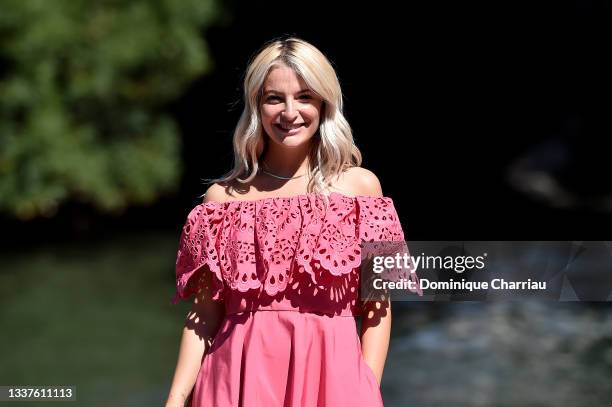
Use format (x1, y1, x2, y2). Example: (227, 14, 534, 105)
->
(271, 134, 315, 148)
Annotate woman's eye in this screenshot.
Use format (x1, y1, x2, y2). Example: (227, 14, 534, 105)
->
(265, 95, 312, 103)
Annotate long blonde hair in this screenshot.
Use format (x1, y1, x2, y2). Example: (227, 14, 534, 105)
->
(204, 37, 362, 201)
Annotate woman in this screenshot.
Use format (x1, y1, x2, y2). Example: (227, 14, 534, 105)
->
(165, 37, 415, 407)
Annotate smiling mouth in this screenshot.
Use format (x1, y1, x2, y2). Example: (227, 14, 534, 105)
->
(275, 123, 305, 131)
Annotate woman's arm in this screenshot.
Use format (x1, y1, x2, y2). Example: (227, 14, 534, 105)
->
(166, 185, 228, 406)
(345, 166, 392, 386)
(165, 270, 225, 407)
(360, 299, 392, 386)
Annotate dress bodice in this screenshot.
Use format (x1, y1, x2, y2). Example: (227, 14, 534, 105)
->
(172, 191, 409, 317)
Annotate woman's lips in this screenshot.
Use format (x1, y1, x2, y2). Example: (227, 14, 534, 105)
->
(274, 123, 305, 135)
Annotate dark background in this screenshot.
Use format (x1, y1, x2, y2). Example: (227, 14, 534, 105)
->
(4, 0, 611, 244)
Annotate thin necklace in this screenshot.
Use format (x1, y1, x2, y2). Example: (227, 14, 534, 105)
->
(260, 161, 307, 180)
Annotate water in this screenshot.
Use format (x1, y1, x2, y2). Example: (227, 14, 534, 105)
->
(1, 233, 611, 406)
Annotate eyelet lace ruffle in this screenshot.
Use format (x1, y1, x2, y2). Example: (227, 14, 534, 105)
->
(172, 192, 410, 304)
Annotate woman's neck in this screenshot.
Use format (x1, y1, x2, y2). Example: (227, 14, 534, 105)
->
(260, 143, 312, 177)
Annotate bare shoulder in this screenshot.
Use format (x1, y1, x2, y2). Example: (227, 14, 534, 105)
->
(334, 166, 383, 198)
(203, 182, 231, 203)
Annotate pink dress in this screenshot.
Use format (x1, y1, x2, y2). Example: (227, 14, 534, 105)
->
(171, 191, 413, 407)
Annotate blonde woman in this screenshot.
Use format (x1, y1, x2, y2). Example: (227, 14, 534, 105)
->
(166, 37, 413, 407)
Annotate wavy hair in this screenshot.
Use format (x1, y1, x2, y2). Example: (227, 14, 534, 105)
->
(204, 36, 362, 204)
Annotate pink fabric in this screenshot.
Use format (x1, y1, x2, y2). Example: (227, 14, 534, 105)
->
(172, 192, 415, 406)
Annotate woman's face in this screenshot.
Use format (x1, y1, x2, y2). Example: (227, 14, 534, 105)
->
(259, 64, 323, 149)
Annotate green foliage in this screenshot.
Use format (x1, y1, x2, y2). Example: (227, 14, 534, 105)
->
(0, 231, 188, 406)
(0, 0, 223, 220)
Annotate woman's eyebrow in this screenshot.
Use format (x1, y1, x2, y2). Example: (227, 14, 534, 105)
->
(263, 88, 311, 95)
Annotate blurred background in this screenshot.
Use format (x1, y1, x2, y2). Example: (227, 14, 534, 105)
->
(1, 0, 611, 405)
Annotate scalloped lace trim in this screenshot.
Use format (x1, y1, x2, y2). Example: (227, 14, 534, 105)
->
(173, 193, 405, 302)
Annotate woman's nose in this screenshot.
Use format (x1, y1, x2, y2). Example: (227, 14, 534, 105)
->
(282, 100, 298, 121)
